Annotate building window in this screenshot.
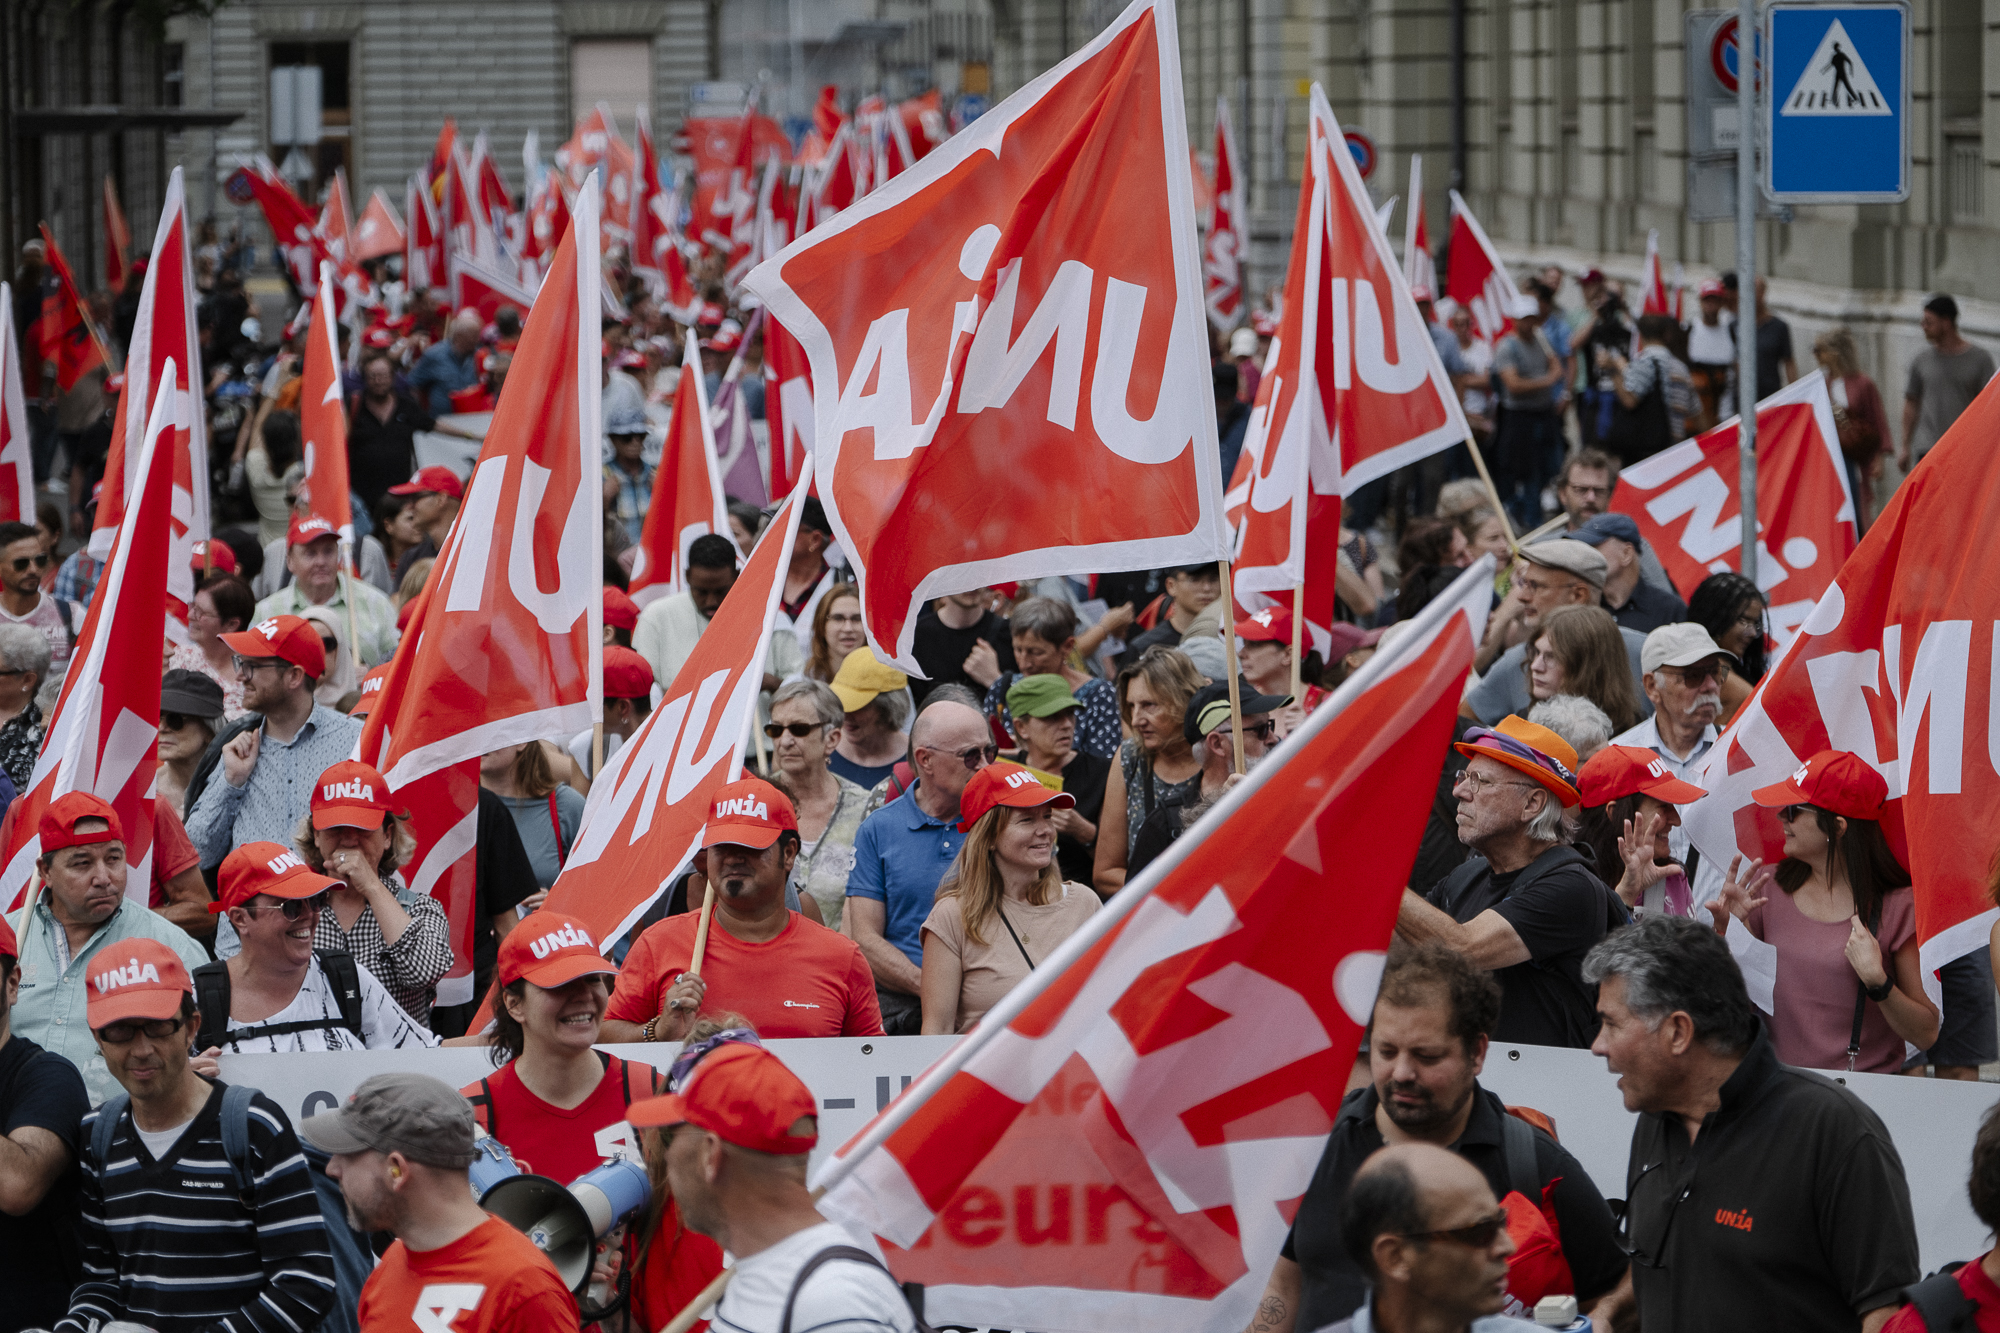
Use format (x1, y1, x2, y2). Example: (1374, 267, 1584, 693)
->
(163, 42, 184, 107)
(571, 39, 651, 129)
(269, 41, 351, 203)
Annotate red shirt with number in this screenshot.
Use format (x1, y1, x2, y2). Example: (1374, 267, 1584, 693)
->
(358, 1215, 578, 1333)
(604, 911, 884, 1038)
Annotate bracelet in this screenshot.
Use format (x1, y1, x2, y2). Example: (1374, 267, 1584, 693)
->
(640, 1016, 659, 1042)
(1864, 978, 1894, 1003)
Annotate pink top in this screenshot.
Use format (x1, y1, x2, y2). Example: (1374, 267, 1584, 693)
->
(1750, 883, 1916, 1073)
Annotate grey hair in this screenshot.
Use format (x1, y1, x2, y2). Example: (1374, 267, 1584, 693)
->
(1528, 693, 1614, 763)
(871, 686, 912, 731)
(1010, 596, 1078, 647)
(0, 623, 52, 685)
(1582, 915, 1761, 1055)
(1523, 786, 1575, 843)
(771, 677, 844, 729)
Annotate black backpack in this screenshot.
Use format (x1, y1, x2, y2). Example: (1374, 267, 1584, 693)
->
(1900, 1267, 1978, 1331)
(192, 950, 365, 1051)
(778, 1244, 937, 1333)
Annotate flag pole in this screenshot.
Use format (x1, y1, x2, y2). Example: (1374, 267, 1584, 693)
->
(591, 722, 604, 779)
(660, 1269, 732, 1333)
(1217, 559, 1245, 775)
(1461, 433, 1517, 546)
(339, 549, 360, 675)
(1289, 582, 1305, 704)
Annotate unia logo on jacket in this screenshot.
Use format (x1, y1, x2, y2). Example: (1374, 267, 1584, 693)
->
(714, 794, 769, 821)
(527, 922, 595, 960)
(322, 778, 375, 804)
(266, 850, 306, 875)
(92, 955, 163, 995)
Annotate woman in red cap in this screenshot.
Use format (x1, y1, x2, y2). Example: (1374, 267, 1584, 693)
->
(1575, 744, 1708, 915)
(920, 760, 1101, 1034)
(1712, 749, 1939, 1072)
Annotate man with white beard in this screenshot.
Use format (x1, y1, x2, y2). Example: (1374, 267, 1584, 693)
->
(1127, 677, 1289, 877)
(1610, 624, 1736, 914)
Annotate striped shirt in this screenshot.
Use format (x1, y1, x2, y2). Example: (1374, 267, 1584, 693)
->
(209, 952, 439, 1054)
(312, 878, 455, 1028)
(60, 1081, 336, 1333)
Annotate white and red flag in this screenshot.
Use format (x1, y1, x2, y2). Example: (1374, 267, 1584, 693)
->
(1444, 189, 1518, 343)
(352, 188, 406, 262)
(521, 171, 571, 278)
(90, 168, 209, 636)
(443, 144, 500, 267)
(1203, 97, 1247, 329)
(299, 264, 354, 549)
(448, 251, 535, 326)
(2, 367, 183, 911)
(1610, 372, 1856, 654)
(1685, 378, 2000, 980)
(629, 331, 732, 608)
(470, 131, 516, 243)
(812, 561, 1494, 1333)
(1226, 87, 1468, 656)
(628, 106, 673, 297)
(806, 121, 865, 229)
(1402, 155, 1435, 299)
(742, 0, 1227, 673)
(358, 176, 605, 1006)
(0, 283, 34, 523)
(102, 175, 132, 292)
(405, 173, 445, 292)
(229, 155, 322, 291)
(1640, 228, 1671, 317)
(763, 314, 814, 501)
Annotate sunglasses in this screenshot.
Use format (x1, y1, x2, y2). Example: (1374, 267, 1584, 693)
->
(161, 712, 193, 732)
(9, 553, 49, 572)
(250, 890, 330, 920)
(924, 742, 999, 771)
(319, 637, 338, 654)
(763, 721, 827, 739)
(1778, 804, 1818, 824)
(1404, 1208, 1510, 1250)
(94, 1017, 185, 1044)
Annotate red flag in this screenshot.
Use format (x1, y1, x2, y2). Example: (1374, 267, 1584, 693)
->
(522, 172, 571, 275)
(742, 1, 1226, 672)
(1226, 87, 1466, 654)
(689, 112, 789, 249)
(299, 264, 353, 546)
(89, 168, 210, 623)
(0, 282, 34, 523)
(1445, 189, 1518, 343)
(1686, 377, 2000, 979)
(358, 175, 604, 1004)
(443, 145, 499, 266)
(448, 251, 534, 326)
(427, 120, 458, 201)
(1640, 228, 1671, 317)
(33, 226, 104, 392)
(102, 175, 132, 292)
(628, 332, 731, 607)
(405, 173, 444, 292)
(812, 562, 1493, 1332)
(806, 121, 864, 229)
(557, 105, 637, 245)
(352, 188, 406, 262)
(2, 365, 181, 911)
(763, 314, 813, 501)
(317, 168, 355, 264)
(628, 106, 673, 296)
(471, 131, 515, 238)
(1203, 97, 1246, 329)
(228, 156, 322, 291)
(1610, 372, 1856, 651)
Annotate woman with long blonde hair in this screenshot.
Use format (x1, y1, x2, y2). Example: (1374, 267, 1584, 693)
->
(920, 761, 1101, 1034)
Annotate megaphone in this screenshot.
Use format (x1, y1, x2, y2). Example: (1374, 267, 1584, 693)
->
(478, 1153, 653, 1294)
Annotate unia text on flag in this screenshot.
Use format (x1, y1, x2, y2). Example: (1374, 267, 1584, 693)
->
(812, 559, 1496, 1333)
(88, 168, 208, 637)
(358, 175, 606, 1007)
(742, 0, 1227, 674)
(34, 226, 106, 393)
(0, 283, 34, 523)
(1610, 372, 1856, 653)
(299, 263, 355, 550)
(102, 174, 132, 293)
(1683, 376, 2000, 984)
(1, 365, 183, 913)
(1203, 96, 1246, 329)
(763, 313, 813, 500)
(628, 330, 732, 608)
(1445, 189, 1519, 343)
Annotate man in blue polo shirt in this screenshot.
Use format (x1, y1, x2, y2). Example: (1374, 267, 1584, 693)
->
(846, 699, 994, 1035)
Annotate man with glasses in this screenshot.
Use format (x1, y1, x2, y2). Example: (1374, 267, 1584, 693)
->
(847, 698, 995, 1034)
(0, 520, 81, 681)
(1397, 717, 1628, 1048)
(251, 513, 400, 668)
(1584, 914, 1917, 1332)
(186, 841, 434, 1059)
(1129, 676, 1288, 878)
(6, 793, 209, 1103)
(1466, 540, 1650, 726)
(62, 936, 337, 1333)
(184, 614, 363, 956)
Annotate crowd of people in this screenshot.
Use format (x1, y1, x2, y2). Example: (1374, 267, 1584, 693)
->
(0, 213, 1993, 1333)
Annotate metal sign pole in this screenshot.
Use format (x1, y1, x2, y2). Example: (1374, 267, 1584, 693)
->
(1737, 0, 1759, 582)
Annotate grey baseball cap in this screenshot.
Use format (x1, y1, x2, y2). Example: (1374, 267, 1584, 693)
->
(298, 1072, 478, 1169)
(1520, 538, 1609, 591)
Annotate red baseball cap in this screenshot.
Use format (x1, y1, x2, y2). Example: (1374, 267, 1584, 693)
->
(497, 910, 619, 988)
(957, 759, 1074, 831)
(288, 513, 339, 547)
(626, 1043, 818, 1155)
(85, 937, 193, 1028)
(311, 760, 401, 831)
(1752, 750, 1889, 822)
(191, 540, 238, 574)
(1578, 745, 1707, 809)
(213, 841, 342, 914)
(387, 465, 465, 500)
(220, 614, 327, 679)
(348, 663, 393, 717)
(603, 586, 640, 631)
(1234, 606, 1293, 644)
(39, 791, 124, 854)
(701, 777, 798, 850)
(604, 646, 654, 700)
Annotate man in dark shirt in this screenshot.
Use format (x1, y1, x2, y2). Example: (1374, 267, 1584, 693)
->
(1752, 276, 1797, 400)
(347, 354, 435, 511)
(1119, 563, 1222, 666)
(1586, 915, 1919, 1332)
(1245, 943, 1627, 1332)
(910, 588, 1016, 707)
(1573, 513, 1685, 634)
(0, 912, 88, 1333)
(1396, 715, 1627, 1047)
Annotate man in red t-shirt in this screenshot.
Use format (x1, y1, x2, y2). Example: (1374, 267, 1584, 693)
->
(601, 777, 883, 1043)
(1883, 1105, 2000, 1332)
(305, 1072, 578, 1333)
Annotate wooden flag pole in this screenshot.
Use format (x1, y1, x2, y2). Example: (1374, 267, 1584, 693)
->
(689, 880, 717, 975)
(591, 721, 605, 779)
(659, 1267, 732, 1333)
(339, 554, 361, 678)
(1461, 433, 1517, 546)
(1216, 559, 1246, 776)
(1289, 582, 1305, 703)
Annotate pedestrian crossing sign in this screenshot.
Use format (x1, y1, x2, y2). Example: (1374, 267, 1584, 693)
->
(1765, 2, 1909, 201)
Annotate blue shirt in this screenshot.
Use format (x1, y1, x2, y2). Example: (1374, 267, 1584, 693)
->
(408, 341, 478, 416)
(846, 784, 964, 970)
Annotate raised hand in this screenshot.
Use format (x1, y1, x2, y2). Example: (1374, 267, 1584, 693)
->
(1614, 809, 1685, 907)
(1713, 854, 1773, 924)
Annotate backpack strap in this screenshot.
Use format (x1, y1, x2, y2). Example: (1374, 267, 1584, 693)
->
(315, 950, 366, 1037)
(467, 1076, 495, 1135)
(1903, 1270, 1978, 1331)
(218, 1082, 259, 1202)
(1499, 1108, 1541, 1200)
(90, 1093, 132, 1171)
(778, 1245, 900, 1333)
(192, 960, 232, 1052)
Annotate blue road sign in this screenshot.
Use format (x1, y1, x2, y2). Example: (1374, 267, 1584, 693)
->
(1765, 2, 1909, 201)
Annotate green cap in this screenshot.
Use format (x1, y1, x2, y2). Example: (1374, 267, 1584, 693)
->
(1007, 673, 1082, 719)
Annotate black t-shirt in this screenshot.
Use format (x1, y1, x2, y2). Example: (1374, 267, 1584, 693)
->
(1625, 1029, 1919, 1330)
(1604, 577, 1688, 635)
(346, 392, 436, 511)
(429, 789, 540, 1039)
(1118, 612, 1185, 669)
(1756, 316, 1794, 401)
(0, 1034, 88, 1333)
(1281, 1084, 1629, 1329)
(910, 604, 1015, 706)
(1425, 846, 1627, 1047)
(1409, 717, 1477, 895)
(1095, 569, 1167, 618)
(1051, 749, 1110, 884)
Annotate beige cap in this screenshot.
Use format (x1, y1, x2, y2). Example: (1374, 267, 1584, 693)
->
(1641, 622, 1740, 674)
(1519, 539, 1609, 591)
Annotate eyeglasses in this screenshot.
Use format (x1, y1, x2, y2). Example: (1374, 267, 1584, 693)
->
(1223, 719, 1278, 743)
(94, 1017, 185, 1044)
(825, 613, 863, 628)
(1561, 483, 1611, 499)
(9, 553, 49, 572)
(1778, 804, 1818, 824)
(1455, 769, 1541, 797)
(249, 891, 330, 920)
(763, 721, 827, 739)
(1619, 1159, 1694, 1269)
(1403, 1208, 1510, 1249)
(922, 742, 999, 771)
(1734, 613, 1764, 632)
(232, 654, 290, 675)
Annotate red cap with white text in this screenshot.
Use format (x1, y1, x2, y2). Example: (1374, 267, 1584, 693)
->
(1751, 750, 1889, 822)
(956, 759, 1074, 831)
(700, 777, 798, 850)
(212, 841, 342, 914)
(85, 937, 194, 1028)
(497, 910, 620, 989)
(220, 614, 327, 678)
(288, 513, 338, 547)
(311, 760, 401, 831)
